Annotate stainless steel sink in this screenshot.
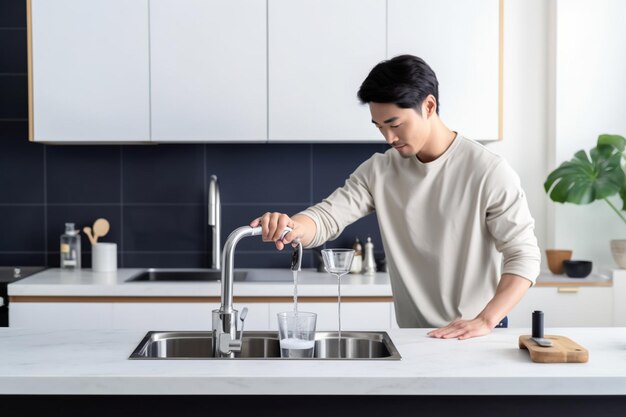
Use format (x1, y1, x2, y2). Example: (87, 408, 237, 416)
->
(125, 268, 247, 282)
(129, 331, 401, 360)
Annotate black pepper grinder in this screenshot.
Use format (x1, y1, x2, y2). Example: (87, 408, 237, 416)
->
(532, 310, 544, 338)
(531, 310, 553, 347)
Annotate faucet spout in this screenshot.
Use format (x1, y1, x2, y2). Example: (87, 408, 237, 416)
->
(212, 225, 298, 357)
(220, 226, 262, 311)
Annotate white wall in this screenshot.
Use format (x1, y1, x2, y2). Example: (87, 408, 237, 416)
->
(486, 0, 626, 271)
(486, 0, 550, 268)
(552, 0, 626, 268)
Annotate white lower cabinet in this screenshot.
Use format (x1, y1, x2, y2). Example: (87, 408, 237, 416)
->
(233, 303, 270, 331)
(111, 302, 270, 331)
(10, 302, 114, 328)
(612, 271, 626, 326)
(112, 303, 218, 331)
(507, 286, 613, 328)
(14, 300, 391, 330)
(268, 302, 392, 331)
(10, 286, 616, 330)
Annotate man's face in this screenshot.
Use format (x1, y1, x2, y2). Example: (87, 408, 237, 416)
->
(369, 101, 432, 158)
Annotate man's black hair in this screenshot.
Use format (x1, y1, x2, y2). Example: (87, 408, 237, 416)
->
(357, 54, 439, 115)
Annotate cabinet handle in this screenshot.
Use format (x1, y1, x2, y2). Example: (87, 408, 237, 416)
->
(557, 287, 579, 293)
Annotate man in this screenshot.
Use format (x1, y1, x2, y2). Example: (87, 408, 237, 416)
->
(250, 55, 540, 340)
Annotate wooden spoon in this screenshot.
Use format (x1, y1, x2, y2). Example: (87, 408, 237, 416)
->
(83, 226, 97, 246)
(92, 218, 110, 243)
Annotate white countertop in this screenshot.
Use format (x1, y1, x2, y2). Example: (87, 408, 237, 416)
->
(8, 268, 612, 298)
(1, 327, 624, 395)
(7, 268, 393, 297)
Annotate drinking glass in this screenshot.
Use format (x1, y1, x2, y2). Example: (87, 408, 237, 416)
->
(321, 248, 355, 357)
(277, 311, 317, 358)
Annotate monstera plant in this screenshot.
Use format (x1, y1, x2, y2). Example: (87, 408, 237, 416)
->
(544, 134, 626, 267)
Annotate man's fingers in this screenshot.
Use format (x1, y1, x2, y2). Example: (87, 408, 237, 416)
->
(429, 318, 492, 340)
(428, 320, 464, 338)
(276, 216, 290, 241)
(268, 213, 282, 241)
(253, 212, 298, 250)
(441, 327, 467, 339)
(260, 213, 271, 241)
(281, 230, 299, 245)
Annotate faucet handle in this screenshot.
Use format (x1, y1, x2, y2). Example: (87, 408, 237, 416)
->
(217, 308, 249, 355)
(238, 307, 248, 341)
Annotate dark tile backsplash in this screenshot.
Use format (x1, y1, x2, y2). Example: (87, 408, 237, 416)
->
(0, 28, 27, 73)
(122, 144, 205, 204)
(204, 143, 312, 204)
(46, 145, 122, 204)
(0, 122, 44, 203)
(0, 2, 386, 269)
(0, 206, 45, 251)
(0, 1, 26, 28)
(0, 74, 27, 118)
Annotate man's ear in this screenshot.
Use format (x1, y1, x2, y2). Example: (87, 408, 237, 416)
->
(424, 95, 437, 118)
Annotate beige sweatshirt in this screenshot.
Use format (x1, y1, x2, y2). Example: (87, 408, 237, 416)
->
(299, 135, 541, 328)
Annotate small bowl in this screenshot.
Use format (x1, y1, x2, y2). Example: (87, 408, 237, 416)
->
(562, 260, 592, 278)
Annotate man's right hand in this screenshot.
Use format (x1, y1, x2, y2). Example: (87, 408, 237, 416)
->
(249, 212, 315, 250)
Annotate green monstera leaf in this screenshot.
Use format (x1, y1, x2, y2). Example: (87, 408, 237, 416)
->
(597, 134, 626, 153)
(596, 134, 626, 210)
(544, 145, 624, 205)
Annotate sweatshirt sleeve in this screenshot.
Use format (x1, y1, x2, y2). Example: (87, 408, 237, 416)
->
(484, 159, 541, 284)
(297, 158, 376, 249)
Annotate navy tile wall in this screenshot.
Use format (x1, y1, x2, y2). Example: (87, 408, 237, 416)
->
(0, 1, 26, 27)
(0, 28, 26, 73)
(0, 74, 27, 118)
(46, 146, 122, 204)
(0, 121, 44, 203)
(0, 2, 387, 269)
(123, 145, 204, 204)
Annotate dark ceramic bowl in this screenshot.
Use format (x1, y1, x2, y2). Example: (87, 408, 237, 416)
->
(562, 260, 592, 278)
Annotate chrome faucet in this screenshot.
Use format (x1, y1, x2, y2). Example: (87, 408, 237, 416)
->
(208, 175, 221, 270)
(212, 225, 302, 357)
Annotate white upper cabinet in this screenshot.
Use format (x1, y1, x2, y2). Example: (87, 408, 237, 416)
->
(31, 0, 150, 142)
(29, 0, 501, 143)
(150, 0, 267, 142)
(268, 0, 386, 142)
(388, 0, 501, 141)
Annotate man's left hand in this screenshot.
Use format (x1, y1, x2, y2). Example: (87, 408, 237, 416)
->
(427, 316, 493, 340)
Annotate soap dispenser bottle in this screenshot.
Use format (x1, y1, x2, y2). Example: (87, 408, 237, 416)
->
(60, 222, 81, 269)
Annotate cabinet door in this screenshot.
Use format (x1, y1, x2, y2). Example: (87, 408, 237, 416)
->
(111, 302, 269, 331)
(150, 0, 267, 142)
(31, 0, 150, 142)
(388, 0, 500, 140)
(229, 303, 270, 331)
(268, 0, 386, 142)
(508, 287, 613, 328)
(269, 302, 391, 331)
(9, 302, 114, 328)
(613, 270, 626, 326)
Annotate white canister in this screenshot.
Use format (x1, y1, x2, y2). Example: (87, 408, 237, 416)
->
(92, 243, 117, 272)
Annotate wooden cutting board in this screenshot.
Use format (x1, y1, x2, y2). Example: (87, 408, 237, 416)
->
(519, 335, 589, 363)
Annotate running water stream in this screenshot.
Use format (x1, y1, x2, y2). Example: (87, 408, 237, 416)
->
(293, 270, 298, 313)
